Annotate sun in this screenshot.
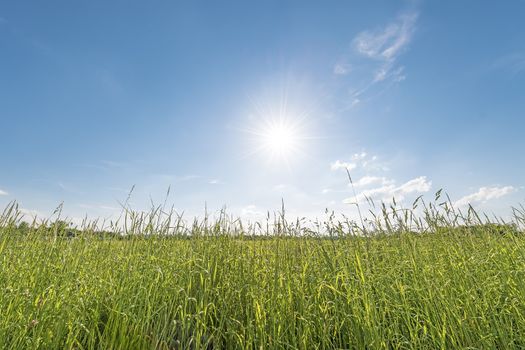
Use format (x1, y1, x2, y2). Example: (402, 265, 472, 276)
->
(241, 109, 314, 165)
(260, 120, 299, 158)
(239, 84, 317, 165)
(242, 114, 310, 165)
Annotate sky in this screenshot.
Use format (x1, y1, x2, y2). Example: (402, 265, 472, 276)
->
(1, 0, 524, 224)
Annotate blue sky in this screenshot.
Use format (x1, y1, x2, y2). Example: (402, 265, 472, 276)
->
(1, 0, 524, 223)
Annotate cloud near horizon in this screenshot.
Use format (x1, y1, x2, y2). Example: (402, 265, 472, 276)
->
(454, 186, 516, 208)
(344, 176, 432, 204)
(351, 176, 394, 187)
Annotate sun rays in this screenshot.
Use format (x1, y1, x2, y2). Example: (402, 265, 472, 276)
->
(239, 83, 319, 168)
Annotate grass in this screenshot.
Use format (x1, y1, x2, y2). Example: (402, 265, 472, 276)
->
(1, 195, 525, 349)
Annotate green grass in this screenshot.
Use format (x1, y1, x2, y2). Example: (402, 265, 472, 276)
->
(1, 199, 525, 349)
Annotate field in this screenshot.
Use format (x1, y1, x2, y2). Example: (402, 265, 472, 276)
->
(1, 200, 525, 349)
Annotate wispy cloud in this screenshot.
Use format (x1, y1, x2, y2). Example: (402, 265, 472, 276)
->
(355, 11, 417, 83)
(352, 176, 394, 187)
(333, 63, 352, 75)
(335, 11, 418, 108)
(20, 208, 45, 222)
(331, 152, 388, 173)
(353, 12, 418, 62)
(344, 176, 431, 204)
(454, 186, 516, 208)
(0, 189, 8, 196)
(241, 205, 265, 219)
(351, 152, 368, 161)
(331, 160, 357, 171)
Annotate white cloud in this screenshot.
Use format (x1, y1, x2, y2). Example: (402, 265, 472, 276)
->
(332, 152, 388, 173)
(331, 160, 357, 171)
(397, 176, 432, 193)
(362, 155, 390, 172)
(345, 184, 396, 204)
(356, 10, 416, 85)
(374, 65, 390, 82)
(351, 152, 368, 161)
(352, 176, 393, 187)
(336, 10, 417, 104)
(454, 186, 516, 208)
(354, 12, 418, 62)
(0, 189, 7, 196)
(241, 205, 265, 220)
(334, 63, 352, 75)
(20, 208, 45, 223)
(344, 176, 431, 204)
(373, 63, 406, 83)
(392, 66, 407, 82)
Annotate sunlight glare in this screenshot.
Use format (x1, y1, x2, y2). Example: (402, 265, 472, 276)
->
(240, 84, 317, 166)
(261, 120, 298, 158)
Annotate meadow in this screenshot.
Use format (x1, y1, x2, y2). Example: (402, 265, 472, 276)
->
(1, 196, 525, 349)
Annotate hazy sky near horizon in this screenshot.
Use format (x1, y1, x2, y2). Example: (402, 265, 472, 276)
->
(1, 1, 524, 223)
